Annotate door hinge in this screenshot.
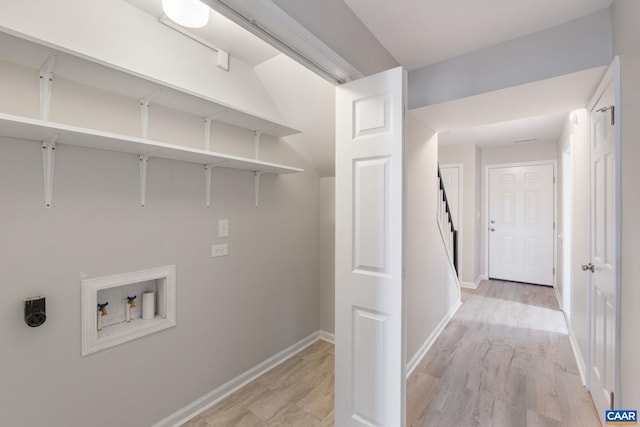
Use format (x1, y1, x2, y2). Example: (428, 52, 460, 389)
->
(611, 391, 614, 410)
(553, 268, 556, 275)
(553, 176, 556, 184)
(597, 105, 615, 126)
(553, 222, 556, 230)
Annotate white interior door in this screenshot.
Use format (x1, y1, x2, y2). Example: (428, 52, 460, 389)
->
(488, 163, 554, 285)
(335, 66, 406, 426)
(440, 166, 460, 230)
(587, 64, 618, 415)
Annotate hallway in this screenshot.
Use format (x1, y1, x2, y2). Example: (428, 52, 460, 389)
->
(407, 280, 599, 426)
(183, 281, 600, 427)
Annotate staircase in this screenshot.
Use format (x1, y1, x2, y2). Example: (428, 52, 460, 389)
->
(437, 165, 459, 275)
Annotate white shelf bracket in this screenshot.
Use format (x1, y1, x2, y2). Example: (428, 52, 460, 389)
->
(139, 153, 152, 207)
(254, 131, 263, 159)
(42, 134, 58, 208)
(254, 171, 264, 208)
(204, 164, 218, 208)
(139, 90, 161, 139)
(204, 110, 227, 151)
(39, 55, 57, 121)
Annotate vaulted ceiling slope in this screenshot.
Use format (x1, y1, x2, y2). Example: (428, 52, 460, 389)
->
(270, 0, 398, 75)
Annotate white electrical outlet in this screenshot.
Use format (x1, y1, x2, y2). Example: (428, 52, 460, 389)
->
(218, 219, 229, 238)
(211, 244, 228, 258)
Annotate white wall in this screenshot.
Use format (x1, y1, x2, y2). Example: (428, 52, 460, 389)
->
(0, 17, 323, 427)
(474, 144, 482, 280)
(254, 54, 337, 177)
(0, 141, 321, 427)
(406, 116, 460, 362)
(556, 110, 590, 377)
(481, 139, 558, 166)
(318, 177, 335, 333)
(438, 143, 481, 285)
(612, 0, 640, 409)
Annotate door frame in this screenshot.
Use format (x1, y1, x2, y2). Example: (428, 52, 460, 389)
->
(484, 160, 558, 285)
(561, 142, 573, 315)
(439, 163, 464, 277)
(585, 56, 621, 405)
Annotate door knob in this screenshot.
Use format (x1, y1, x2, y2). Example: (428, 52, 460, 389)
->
(581, 262, 595, 272)
(490, 228, 495, 232)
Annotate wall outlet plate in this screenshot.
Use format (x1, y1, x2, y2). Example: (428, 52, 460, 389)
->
(218, 219, 229, 238)
(212, 244, 228, 257)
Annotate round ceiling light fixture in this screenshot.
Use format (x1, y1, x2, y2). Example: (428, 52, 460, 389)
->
(162, 0, 209, 28)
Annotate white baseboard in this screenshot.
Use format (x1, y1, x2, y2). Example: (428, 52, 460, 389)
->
(406, 299, 462, 378)
(318, 330, 335, 343)
(554, 284, 563, 310)
(565, 312, 587, 386)
(460, 275, 483, 289)
(153, 330, 334, 427)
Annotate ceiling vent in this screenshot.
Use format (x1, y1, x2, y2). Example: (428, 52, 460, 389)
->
(512, 138, 538, 144)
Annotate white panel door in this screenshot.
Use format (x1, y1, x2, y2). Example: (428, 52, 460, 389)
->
(440, 166, 460, 230)
(588, 69, 617, 415)
(335, 66, 406, 426)
(488, 164, 554, 285)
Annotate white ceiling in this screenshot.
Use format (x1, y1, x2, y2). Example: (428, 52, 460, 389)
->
(343, 0, 612, 70)
(437, 114, 567, 148)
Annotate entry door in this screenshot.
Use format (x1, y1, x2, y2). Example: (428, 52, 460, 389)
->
(488, 164, 554, 285)
(588, 65, 618, 414)
(440, 166, 460, 230)
(335, 67, 406, 426)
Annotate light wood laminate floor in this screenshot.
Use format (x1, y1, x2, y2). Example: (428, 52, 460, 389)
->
(183, 280, 600, 427)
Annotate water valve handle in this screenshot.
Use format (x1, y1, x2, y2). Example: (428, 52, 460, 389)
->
(126, 296, 137, 308)
(97, 302, 109, 316)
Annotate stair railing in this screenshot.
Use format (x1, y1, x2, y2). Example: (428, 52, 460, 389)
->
(437, 165, 459, 275)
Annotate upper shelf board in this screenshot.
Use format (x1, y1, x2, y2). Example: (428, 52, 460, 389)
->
(0, 31, 300, 138)
(0, 113, 303, 174)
